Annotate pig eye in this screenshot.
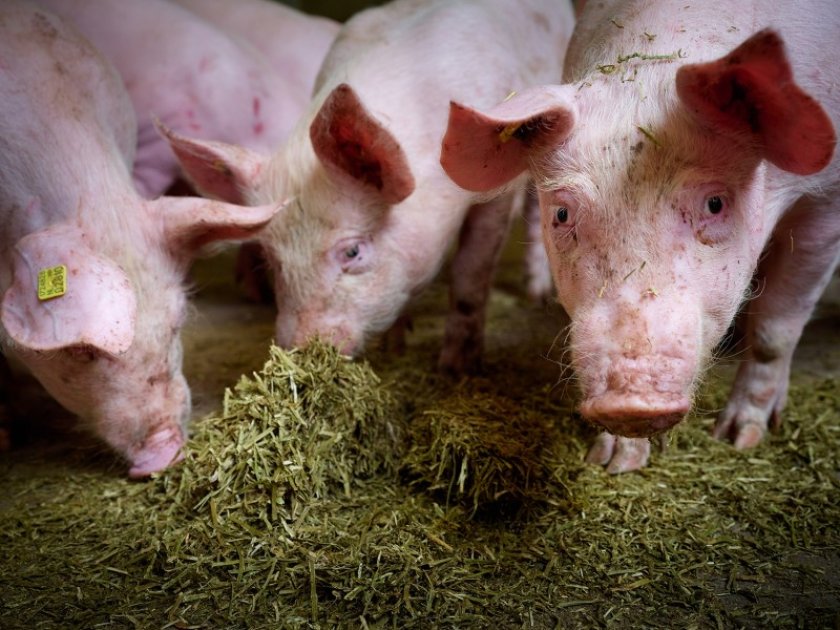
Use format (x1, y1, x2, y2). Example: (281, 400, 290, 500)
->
(334, 237, 373, 274)
(542, 191, 577, 239)
(344, 244, 360, 259)
(706, 196, 724, 214)
(64, 345, 103, 363)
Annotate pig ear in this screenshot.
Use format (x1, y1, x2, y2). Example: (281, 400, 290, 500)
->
(310, 83, 416, 204)
(676, 29, 836, 176)
(156, 196, 284, 255)
(1, 226, 136, 355)
(156, 120, 268, 205)
(440, 85, 577, 192)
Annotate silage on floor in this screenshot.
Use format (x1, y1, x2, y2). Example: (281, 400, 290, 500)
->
(1, 342, 839, 628)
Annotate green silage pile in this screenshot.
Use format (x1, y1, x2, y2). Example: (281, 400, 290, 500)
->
(2, 341, 839, 628)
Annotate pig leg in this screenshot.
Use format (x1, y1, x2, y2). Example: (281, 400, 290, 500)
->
(523, 188, 553, 304)
(438, 193, 516, 375)
(585, 432, 651, 474)
(380, 313, 413, 355)
(235, 242, 275, 304)
(715, 198, 840, 448)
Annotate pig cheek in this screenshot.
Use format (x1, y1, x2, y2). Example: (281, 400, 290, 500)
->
(541, 216, 582, 313)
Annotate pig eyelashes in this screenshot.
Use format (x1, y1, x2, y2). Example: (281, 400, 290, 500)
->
(63, 344, 105, 364)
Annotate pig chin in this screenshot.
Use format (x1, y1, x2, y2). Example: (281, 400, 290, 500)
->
(577, 356, 694, 438)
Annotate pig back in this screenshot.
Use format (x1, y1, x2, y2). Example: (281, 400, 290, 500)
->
(0, 0, 136, 239)
(313, 0, 574, 179)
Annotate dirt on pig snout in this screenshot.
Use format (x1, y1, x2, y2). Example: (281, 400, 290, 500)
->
(1, 234, 839, 629)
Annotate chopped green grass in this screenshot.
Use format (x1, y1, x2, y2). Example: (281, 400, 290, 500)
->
(2, 336, 839, 628)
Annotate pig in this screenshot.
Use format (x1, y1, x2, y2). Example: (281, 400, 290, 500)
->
(440, 0, 839, 472)
(0, 0, 279, 476)
(34, 0, 339, 200)
(172, 0, 339, 100)
(159, 0, 575, 374)
(169, 0, 340, 303)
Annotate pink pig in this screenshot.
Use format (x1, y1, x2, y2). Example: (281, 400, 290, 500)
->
(160, 0, 574, 372)
(0, 1, 279, 476)
(34, 0, 339, 200)
(441, 0, 839, 472)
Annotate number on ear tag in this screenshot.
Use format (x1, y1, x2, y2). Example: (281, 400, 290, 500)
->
(38, 265, 67, 301)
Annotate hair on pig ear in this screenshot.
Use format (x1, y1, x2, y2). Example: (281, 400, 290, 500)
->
(156, 196, 287, 257)
(310, 83, 416, 204)
(154, 118, 269, 205)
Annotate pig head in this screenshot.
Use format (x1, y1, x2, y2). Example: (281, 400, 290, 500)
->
(161, 83, 427, 356)
(1, 199, 278, 477)
(440, 29, 836, 442)
(0, 0, 280, 476)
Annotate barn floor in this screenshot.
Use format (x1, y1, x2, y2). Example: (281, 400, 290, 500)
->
(1, 219, 839, 628)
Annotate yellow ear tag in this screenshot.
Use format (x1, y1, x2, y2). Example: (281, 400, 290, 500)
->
(498, 122, 521, 144)
(37, 265, 67, 301)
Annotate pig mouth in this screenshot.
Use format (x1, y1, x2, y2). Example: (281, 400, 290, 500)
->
(579, 392, 690, 438)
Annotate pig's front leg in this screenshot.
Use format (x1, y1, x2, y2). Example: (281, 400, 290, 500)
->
(235, 242, 275, 304)
(715, 198, 840, 448)
(585, 432, 651, 474)
(380, 313, 413, 355)
(438, 193, 516, 375)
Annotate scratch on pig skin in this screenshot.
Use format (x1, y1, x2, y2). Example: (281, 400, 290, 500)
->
(252, 97, 264, 135)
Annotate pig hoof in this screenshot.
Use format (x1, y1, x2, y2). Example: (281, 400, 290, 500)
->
(732, 423, 766, 450)
(128, 426, 185, 479)
(437, 347, 480, 377)
(713, 407, 770, 449)
(585, 433, 650, 474)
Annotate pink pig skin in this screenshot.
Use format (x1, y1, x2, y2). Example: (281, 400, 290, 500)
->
(0, 1, 279, 477)
(440, 0, 839, 472)
(33, 0, 338, 200)
(172, 0, 339, 103)
(162, 0, 575, 373)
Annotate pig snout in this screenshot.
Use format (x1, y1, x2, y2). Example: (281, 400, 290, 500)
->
(577, 354, 694, 437)
(571, 297, 700, 437)
(119, 373, 191, 478)
(581, 393, 690, 437)
(276, 314, 360, 356)
(127, 423, 185, 479)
